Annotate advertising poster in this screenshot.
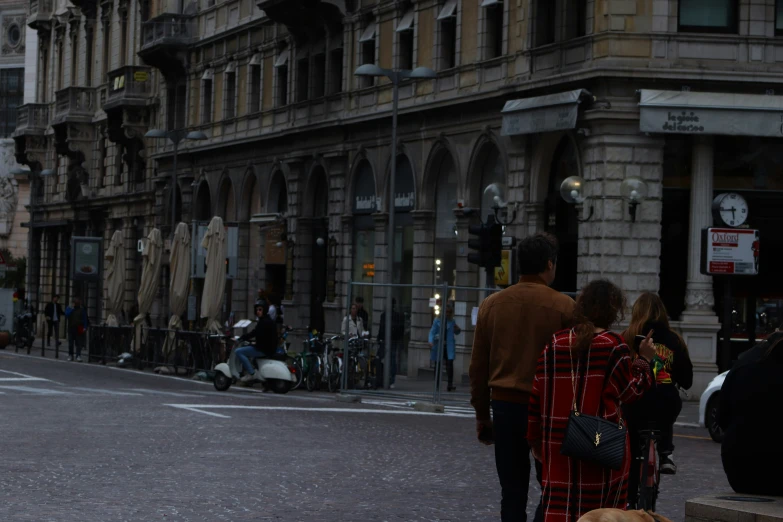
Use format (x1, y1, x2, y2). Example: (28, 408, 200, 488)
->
(701, 228, 759, 276)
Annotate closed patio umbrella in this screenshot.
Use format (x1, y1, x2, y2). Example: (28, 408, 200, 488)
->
(104, 230, 126, 327)
(134, 228, 163, 353)
(162, 223, 190, 359)
(200, 216, 227, 334)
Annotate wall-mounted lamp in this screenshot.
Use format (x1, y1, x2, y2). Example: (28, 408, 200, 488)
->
(559, 175, 594, 222)
(621, 177, 648, 223)
(485, 182, 518, 225)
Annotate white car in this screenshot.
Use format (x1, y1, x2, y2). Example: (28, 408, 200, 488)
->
(699, 371, 728, 442)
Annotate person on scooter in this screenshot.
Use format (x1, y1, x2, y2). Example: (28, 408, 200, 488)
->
(235, 299, 279, 383)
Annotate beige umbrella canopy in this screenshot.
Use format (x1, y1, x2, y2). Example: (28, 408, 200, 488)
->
(134, 228, 163, 352)
(200, 216, 227, 333)
(162, 223, 191, 359)
(104, 230, 126, 327)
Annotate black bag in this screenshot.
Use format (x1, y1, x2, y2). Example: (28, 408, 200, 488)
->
(560, 330, 627, 471)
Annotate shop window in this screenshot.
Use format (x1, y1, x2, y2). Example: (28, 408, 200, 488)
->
(275, 47, 289, 106)
(437, 0, 457, 70)
(397, 8, 415, 70)
(359, 21, 376, 88)
(0, 68, 23, 138)
(296, 57, 309, 102)
(249, 63, 261, 113)
(678, 0, 738, 34)
(777, 0, 783, 35)
(533, 0, 556, 47)
(482, 0, 504, 60)
(312, 53, 326, 98)
(201, 77, 213, 124)
(328, 48, 343, 94)
(224, 66, 236, 119)
(565, 0, 586, 39)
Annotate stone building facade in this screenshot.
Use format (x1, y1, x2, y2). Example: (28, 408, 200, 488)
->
(16, 0, 783, 395)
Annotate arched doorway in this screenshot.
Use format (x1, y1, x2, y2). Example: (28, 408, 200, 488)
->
(266, 171, 288, 303)
(308, 166, 329, 334)
(351, 159, 377, 332)
(217, 177, 236, 222)
(240, 171, 262, 316)
(545, 136, 580, 293)
(390, 154, 416, 374)
(194, 181, 212, 221)
(432, 149, 458, 295)
(477, 144, 506, 223)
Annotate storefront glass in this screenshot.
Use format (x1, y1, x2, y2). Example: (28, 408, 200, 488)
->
(434, 152, 458, 302)
(351, 160, 377, 332)
(392, 155, 416, 375)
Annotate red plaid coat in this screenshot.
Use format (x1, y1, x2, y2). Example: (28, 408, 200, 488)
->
(528, 329, 653, 522)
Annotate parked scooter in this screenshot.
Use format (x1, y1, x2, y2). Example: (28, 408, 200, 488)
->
(14, 312, 34, 351)
(213, 337, 297, 393)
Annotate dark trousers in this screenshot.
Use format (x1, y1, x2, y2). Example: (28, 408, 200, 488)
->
(434, 358, 454, 388)
(626, 383, 682, 507)
(492, 400, 543, 522)
(46, 320, 60, 346)
(68, 331, 85, 358)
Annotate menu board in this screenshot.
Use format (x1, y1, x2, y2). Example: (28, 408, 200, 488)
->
(71, 237, 103, 282)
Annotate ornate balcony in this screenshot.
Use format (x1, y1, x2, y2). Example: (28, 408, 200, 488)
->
(28, 0, 54, 30)
(68, 0, 98, 20)
(104, 66, 153, 111)
(257, 0, 345, 38)
(53, 87, 97, 125)
(13, 104, 49, 137)
(138, 14, 196, 78)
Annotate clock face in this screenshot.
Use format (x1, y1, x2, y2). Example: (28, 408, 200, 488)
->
(715, 193, 749, 228)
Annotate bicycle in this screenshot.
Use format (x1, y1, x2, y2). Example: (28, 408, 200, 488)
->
(304, 333, 342, 392)
(636, 428, 661, 512)
(344, 337, 370, 390)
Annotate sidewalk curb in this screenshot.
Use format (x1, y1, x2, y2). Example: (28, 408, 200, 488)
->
(412, 402, 445, 414)
(674, 422, 702, 429)
(336, 394, 361, 404)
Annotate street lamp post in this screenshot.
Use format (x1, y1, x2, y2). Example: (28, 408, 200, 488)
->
(144, 129, 208, 238)
(354, 64, 436, 389)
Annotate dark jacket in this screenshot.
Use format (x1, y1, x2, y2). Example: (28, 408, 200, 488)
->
(470, 275, 575, 421)
(357, 307, 369, 332)
(376, 309, 404, 344)
(44, 302, 65, 322)
(642, 321, 693, 390)
(239, 315, 279, 357)
(66, 306, 89, 334)
(719, 331, 783, 495)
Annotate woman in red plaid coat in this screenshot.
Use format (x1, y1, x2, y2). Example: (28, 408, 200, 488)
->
(528, 280, 656, 522)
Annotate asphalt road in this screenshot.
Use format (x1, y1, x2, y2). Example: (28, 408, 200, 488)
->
(0, 352, 729, 521)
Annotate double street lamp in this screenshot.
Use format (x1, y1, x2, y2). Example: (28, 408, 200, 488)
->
(144, 129, 208, 238)
(353, 64, 437, 389)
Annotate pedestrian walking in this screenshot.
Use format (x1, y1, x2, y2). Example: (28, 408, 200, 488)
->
(622, 292, 693, 500)
(44, 294, 64, 348)
(355, 296, 369, 332)
(341, 304, 365, 339)
(527, 280, 656, 522)
(429, 303, 461, 392)
(377, 298, 404, 389)
(469, 232, 575, 522)
(65, 298, 89, 362)
(719, 327, 783, 497)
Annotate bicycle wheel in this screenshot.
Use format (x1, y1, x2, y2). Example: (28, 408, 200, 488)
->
(327, 356, 341, 393)
(638, 436, 657, 511)
(306, 355, 321, 392)
(290, 357, 304, 390)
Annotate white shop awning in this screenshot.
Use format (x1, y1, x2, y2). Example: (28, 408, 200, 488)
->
(501, 89, 593, 136)
(639, 89, 783, 137)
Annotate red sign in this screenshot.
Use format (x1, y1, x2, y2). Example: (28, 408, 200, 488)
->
(709, 261, 734, 274)
(701, 228, 759, 276)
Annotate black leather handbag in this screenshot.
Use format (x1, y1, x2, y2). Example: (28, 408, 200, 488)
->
(560, 330, 627, 471)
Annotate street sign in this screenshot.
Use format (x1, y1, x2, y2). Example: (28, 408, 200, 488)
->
(134, 71, 149, 82)
(700, 228, 759, 276)
(494, 250, 513, 286)
(501, 236, 516, 248)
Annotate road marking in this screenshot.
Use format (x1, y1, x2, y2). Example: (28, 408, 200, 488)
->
(164, 404, 474, 419)
(0, 385, 70, 395)
(121, 388, 202, 398)
(0, 369, 50, 382)
(674, 433, 712, 441)
(69, 387, 142, 396)
(674, 422, 701, 429)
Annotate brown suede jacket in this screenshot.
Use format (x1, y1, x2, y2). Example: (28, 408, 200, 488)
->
(469, 275, 575, 421)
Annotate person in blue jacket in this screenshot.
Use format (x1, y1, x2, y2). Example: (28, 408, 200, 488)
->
(429, 303, 461, 392)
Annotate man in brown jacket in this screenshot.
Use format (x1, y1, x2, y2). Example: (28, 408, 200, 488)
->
(470, 232, 575, 522)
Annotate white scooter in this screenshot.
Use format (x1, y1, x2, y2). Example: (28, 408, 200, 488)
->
(213, 338, 296, 393)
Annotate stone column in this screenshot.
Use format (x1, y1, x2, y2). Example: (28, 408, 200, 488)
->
(678, 136, 720, 396)
(409, 210, 435, 378)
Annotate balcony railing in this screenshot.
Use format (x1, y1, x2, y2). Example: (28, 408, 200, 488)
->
(105, 66, 153, 110)
(53, 87, 97, 124)
(28, 0, 54, 28)
(140, 14, 197, 51)
(14, 104, 49, 136)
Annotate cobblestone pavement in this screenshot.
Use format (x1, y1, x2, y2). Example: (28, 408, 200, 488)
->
(0, 352, 729, 521)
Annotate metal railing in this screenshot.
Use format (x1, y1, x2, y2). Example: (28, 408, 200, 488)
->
(54, 87, 97, 122)
(105, 66, 153, 108)
(14, 104, 49, 135)
(140, 14, 197, 50)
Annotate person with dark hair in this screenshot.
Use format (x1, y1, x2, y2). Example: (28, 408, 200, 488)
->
(528, 280, 655, 522)
(719, 328, 783, 496)
(44, 294, 64, 348)
(235, 299, 279, 383)
(355, 296, 369, 333)
(469, 231, 575, 522)
(65, 298, 89, 362)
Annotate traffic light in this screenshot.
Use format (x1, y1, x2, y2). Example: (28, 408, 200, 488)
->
(468, 216, 503, 269)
